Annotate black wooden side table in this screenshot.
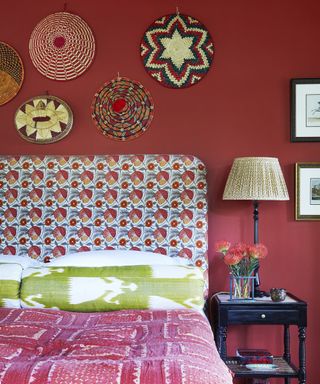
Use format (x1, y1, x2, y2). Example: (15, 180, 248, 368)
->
(208, 293, 307, 383)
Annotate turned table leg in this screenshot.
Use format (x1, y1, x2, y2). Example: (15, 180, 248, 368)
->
(298, 326, 306, 384)
(217, 326, 228, 360)
(283, 325, 291, 384)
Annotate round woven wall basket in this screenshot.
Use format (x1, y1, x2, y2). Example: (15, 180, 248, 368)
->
(92, 77, 154, 141)
(141, 13, 214, 89)
(0, 42, 24, 105)
(29, 12, 95, 81)
(15, 95, 73, 144)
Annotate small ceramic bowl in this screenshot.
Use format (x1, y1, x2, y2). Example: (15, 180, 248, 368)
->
(270, 288, 286, 302)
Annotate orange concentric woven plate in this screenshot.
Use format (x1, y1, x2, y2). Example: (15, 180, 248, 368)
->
(0, 42, 24, 105)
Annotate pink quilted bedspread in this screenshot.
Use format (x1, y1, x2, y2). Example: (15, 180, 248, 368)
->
(0, 308, 232, 384)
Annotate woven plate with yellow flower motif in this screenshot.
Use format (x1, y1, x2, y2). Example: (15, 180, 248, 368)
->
(15, 95, 73, 144)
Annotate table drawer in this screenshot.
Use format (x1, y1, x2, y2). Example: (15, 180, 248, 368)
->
(227, 309, 300, 324)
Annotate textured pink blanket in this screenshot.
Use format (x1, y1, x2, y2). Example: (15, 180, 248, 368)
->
(0, 308, 232, 384)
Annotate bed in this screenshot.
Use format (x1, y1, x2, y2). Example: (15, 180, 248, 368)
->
(0, 154, 232, 384)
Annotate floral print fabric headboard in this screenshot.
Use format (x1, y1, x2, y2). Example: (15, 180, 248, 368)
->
(0, 154, 208, 272)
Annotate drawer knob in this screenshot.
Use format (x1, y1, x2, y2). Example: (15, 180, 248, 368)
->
(261, 314, 266, 319)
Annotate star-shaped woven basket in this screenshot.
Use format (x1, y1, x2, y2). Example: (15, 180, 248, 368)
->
(141, 13, 214, 89)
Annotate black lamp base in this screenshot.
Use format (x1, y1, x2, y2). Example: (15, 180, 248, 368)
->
(253, 267, 269, 298)
(252, 201, 270, 299)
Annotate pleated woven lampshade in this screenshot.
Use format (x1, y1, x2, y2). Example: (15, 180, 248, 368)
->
(223, 157, 289, 201)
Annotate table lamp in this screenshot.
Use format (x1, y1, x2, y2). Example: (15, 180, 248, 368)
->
(222, 157, 289, 297)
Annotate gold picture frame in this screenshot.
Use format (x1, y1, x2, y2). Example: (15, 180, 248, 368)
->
(295, 162, 320, 220)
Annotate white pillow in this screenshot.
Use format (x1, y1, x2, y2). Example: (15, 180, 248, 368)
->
(0, 255, 42, 269)
(48, 250, 191, 267)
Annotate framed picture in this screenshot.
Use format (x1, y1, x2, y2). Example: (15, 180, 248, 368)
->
(295, 162, 320, 220)
(291, 78, 320, 142)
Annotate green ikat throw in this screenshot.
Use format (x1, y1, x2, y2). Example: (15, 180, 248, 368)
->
(20, 265, 204, 312)
(0, 263, 22, 308)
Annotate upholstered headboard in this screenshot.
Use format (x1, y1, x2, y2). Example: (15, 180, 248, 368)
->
(0, 154, 208, 269)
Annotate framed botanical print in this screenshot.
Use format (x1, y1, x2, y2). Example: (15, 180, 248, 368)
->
(295, 162, 320, 220)
(291, 78, 320, 142)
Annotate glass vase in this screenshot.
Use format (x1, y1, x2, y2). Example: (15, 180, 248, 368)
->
(229, 274, 255, 301)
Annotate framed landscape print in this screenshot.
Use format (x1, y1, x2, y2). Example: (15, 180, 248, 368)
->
(295, 162, 320, 220)
(291, 78, 320, 142)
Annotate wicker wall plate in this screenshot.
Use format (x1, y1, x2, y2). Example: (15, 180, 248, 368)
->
(0, 42, 24, 105)
(15, 95, 73, 144)
(29, 12, 95, 81)
(91, 77, 154, 141)
(141, 13, 214, 89)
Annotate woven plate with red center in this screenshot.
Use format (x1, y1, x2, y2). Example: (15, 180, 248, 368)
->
(0, 42, 24, 105)
(29, 12, 95, 81)
(91, 77, 154, 141)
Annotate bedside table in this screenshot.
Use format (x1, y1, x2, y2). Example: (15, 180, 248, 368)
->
(208, 293, 307, 384)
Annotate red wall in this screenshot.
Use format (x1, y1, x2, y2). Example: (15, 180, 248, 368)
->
(1, 0, 319, 381)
